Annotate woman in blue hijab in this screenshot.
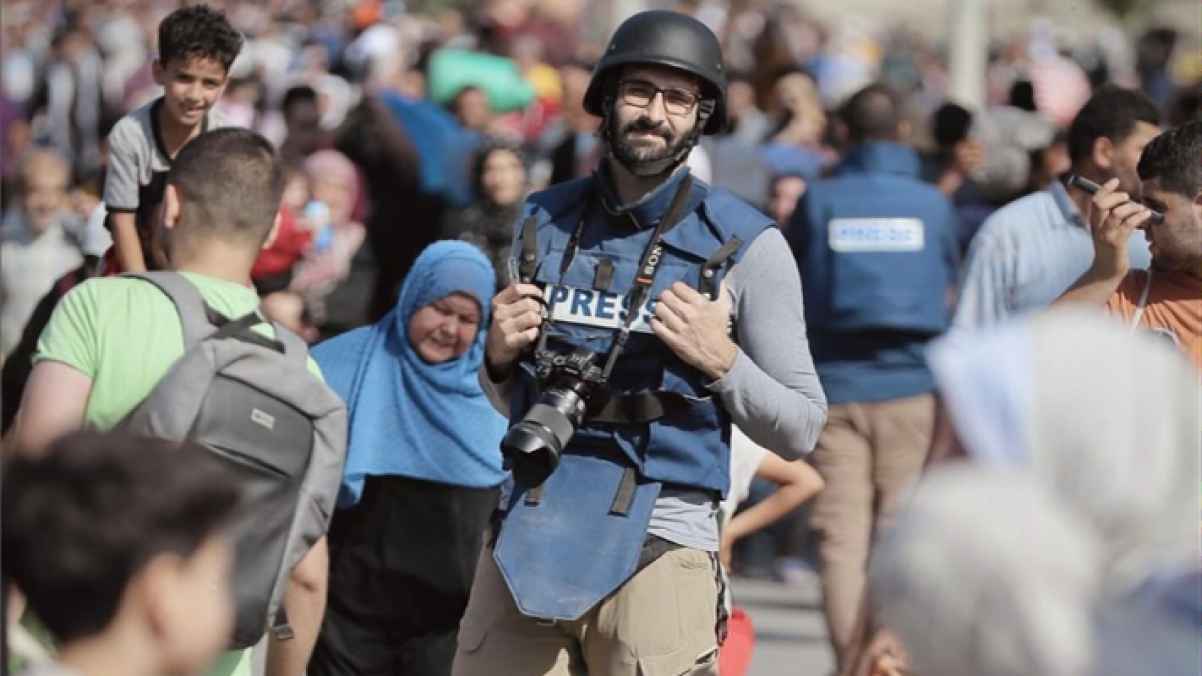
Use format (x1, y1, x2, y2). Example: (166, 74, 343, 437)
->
(308, 241, 508, 676)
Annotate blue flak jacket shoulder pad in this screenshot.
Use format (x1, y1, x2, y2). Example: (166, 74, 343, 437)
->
(513, 177, 594, 244)
(526, 177, 593, 221)
(700, 188, 775, 249)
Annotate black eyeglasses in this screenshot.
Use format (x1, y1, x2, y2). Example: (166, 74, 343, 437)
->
(618, 79, 701, 116)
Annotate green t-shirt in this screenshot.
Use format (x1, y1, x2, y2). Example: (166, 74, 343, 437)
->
(35, 271, 321, 676)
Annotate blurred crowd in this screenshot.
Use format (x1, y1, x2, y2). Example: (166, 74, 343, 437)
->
(3, 0, 1199, 352)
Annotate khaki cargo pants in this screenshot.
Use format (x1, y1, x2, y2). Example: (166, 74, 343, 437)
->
(452, 545, 720, 676)
(808, 393, 935, 669)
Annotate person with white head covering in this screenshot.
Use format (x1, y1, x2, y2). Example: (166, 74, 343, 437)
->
(867, 308, 1200, 676)
(871, 466, 1104, 676)
(927, 309, 1198, 588)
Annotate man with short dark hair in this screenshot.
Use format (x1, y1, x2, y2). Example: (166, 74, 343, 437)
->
(10, 128, 330, 676)
(784, 82, 959, 669)
(1058, 120, 1202, 370)
(953, 84, 1160, 328)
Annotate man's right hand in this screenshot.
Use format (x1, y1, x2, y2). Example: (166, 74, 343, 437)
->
(485, 283, 544, 379)
(1086, 177, 1153, 279)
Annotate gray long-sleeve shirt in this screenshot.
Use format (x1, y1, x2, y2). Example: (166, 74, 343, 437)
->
(482, 226, 827, 550)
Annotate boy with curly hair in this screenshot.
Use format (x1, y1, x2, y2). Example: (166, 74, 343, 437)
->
(104, 4, 242, 273)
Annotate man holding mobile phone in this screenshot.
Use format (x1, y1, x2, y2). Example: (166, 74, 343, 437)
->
(952, 86, 1160, 329)
(1056, 121, 1202, 370)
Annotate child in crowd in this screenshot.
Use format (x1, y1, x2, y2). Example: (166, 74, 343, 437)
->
(3, 432, 242, 676)
(718, 427, 825, 676)
(103, 4, 242, 273)
(287, 150, 365, 297)
(0, 149, 84, 360)
(251, 167, 316, 293)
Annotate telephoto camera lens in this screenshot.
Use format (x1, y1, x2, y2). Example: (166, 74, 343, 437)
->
(500, 382, 590, 486)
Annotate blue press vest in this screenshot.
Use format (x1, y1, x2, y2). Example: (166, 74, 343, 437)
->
(492, 169, 772, 621)
(510, 170, 771, 496)
(791, 142, 956, 335)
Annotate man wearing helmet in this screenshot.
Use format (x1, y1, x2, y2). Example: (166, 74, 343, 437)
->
(454, 11, 827, 676)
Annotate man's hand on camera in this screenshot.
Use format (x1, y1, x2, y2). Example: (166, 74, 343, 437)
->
(652, 281, 737, 382)
(485, 283, 544, 380)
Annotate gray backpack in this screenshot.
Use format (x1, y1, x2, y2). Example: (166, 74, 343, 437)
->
(120, 272, 347, 648)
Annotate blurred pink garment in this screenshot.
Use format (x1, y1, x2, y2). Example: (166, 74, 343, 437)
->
(291, 150, 366, 298)
(290, 222, 366, 293)
(304, 150, 361, 224)
(1029, 55, 1092, 127)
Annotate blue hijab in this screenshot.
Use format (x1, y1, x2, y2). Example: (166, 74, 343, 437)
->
(313, 241, 508, 507)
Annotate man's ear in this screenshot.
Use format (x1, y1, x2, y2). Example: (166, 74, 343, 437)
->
(1092, 136, 1115, 172)
(152, 59, 165, 87)
(262, 210, 282, 250)
(163, 184, 181, 232)
(131, 552, 184, 643)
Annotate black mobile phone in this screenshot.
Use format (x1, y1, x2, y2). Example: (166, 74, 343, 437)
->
(1067, 174, 1164, 224)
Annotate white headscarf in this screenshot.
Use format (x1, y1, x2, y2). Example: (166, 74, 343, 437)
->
(875, 309, 1201, 676)
(871, 466, 1102, 676)
(929, 308, 1200, 588)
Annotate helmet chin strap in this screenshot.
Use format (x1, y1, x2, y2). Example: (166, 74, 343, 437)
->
(602, 96, 714, 178)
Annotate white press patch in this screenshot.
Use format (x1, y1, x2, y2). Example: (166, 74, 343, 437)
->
(828, 218, 925, 252)
(543, 285, 657, 334)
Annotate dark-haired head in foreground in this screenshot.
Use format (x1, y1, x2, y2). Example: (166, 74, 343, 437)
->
(3, 432, 241, 674)
(157, 127, 284, 270)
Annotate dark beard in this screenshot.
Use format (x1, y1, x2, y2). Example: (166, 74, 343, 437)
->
(610, 115, 685, 169)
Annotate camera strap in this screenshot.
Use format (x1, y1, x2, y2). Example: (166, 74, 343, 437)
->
(534, 174, 696, 379)
(600, 174, 695, 378)
(517, 216, 540, 283)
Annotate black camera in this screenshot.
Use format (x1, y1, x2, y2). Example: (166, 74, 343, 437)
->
(500, 348, 609, 486)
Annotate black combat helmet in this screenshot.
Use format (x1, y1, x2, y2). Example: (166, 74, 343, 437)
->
(584, 10, 727, 135)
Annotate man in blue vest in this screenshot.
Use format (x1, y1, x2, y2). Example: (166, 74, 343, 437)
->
(452, 11, 828, 676)
(784, 83, 959, 670)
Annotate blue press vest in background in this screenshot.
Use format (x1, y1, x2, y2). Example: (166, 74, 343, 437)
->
(787, 142, 959, 405)
(493, 169, 772, 621)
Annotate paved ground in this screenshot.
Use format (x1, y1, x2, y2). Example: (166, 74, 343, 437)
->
(731, 570, 835, 676)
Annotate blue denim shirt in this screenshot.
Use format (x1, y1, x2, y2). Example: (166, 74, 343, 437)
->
(952, 180, 1151, 329)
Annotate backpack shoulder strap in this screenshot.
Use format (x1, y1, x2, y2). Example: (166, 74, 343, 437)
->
(125, 272, 216, 348)
(272, 322, 310, 368)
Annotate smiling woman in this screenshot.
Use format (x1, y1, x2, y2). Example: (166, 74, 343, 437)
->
(306, 241, 509, 676)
